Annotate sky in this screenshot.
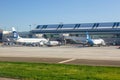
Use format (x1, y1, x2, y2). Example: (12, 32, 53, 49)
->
(0, 0, 120, 31)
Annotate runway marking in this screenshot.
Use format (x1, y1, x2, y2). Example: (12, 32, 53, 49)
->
(58, 58, 76, 63)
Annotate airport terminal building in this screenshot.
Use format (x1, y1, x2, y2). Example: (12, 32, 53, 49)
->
(31, 22, 120, 45)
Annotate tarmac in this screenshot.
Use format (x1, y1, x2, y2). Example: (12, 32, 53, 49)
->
(0, 45, 120, 66)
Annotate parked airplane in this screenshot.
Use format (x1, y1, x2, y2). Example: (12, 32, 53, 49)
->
(86, 32, 106, 46)
(12, 27, 60, 46)
(12, 27, 48, 46)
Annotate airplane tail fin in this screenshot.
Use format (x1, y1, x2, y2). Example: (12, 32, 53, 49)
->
(12, 27, 21, 39)
(86, 32, 91, 40)
(86, 32, 94, 46)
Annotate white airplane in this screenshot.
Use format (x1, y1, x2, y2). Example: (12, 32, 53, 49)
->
(12, 27, 48, 46)
(12, 27, 60, 46)
(86, 32, 106, 46)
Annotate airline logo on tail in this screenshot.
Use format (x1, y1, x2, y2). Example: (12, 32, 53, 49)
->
(86, 32, 91, 40)
(12, 27, 20, 39)
(86, 32, 94, 46)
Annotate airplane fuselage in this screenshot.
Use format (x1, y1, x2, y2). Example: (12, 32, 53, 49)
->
(15, 38, 48, 43)
(87, 38, 106, 46)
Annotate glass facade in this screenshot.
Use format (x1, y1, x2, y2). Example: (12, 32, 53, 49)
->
(78, 23, 94, 29)
(74, 24, 81, 29)
(97, 22, 114, 29)
(36, 25, 41, 29)
(57, 25, 63, 29)
(60, 24, 75, 30)
(32, 22, 120, 34)
(41, 25, 48, 29)
(44, 25, 57, 30)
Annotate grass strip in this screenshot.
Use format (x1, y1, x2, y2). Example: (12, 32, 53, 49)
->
(0, 62, 120, 80)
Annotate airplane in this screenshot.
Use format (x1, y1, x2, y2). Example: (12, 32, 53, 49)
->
(86, 32, 106, 46)
(12, 27, 60, 46)
(12, 27, 48, 46)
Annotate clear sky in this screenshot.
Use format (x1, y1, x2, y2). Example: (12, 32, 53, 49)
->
(0, 0, 120, 31)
